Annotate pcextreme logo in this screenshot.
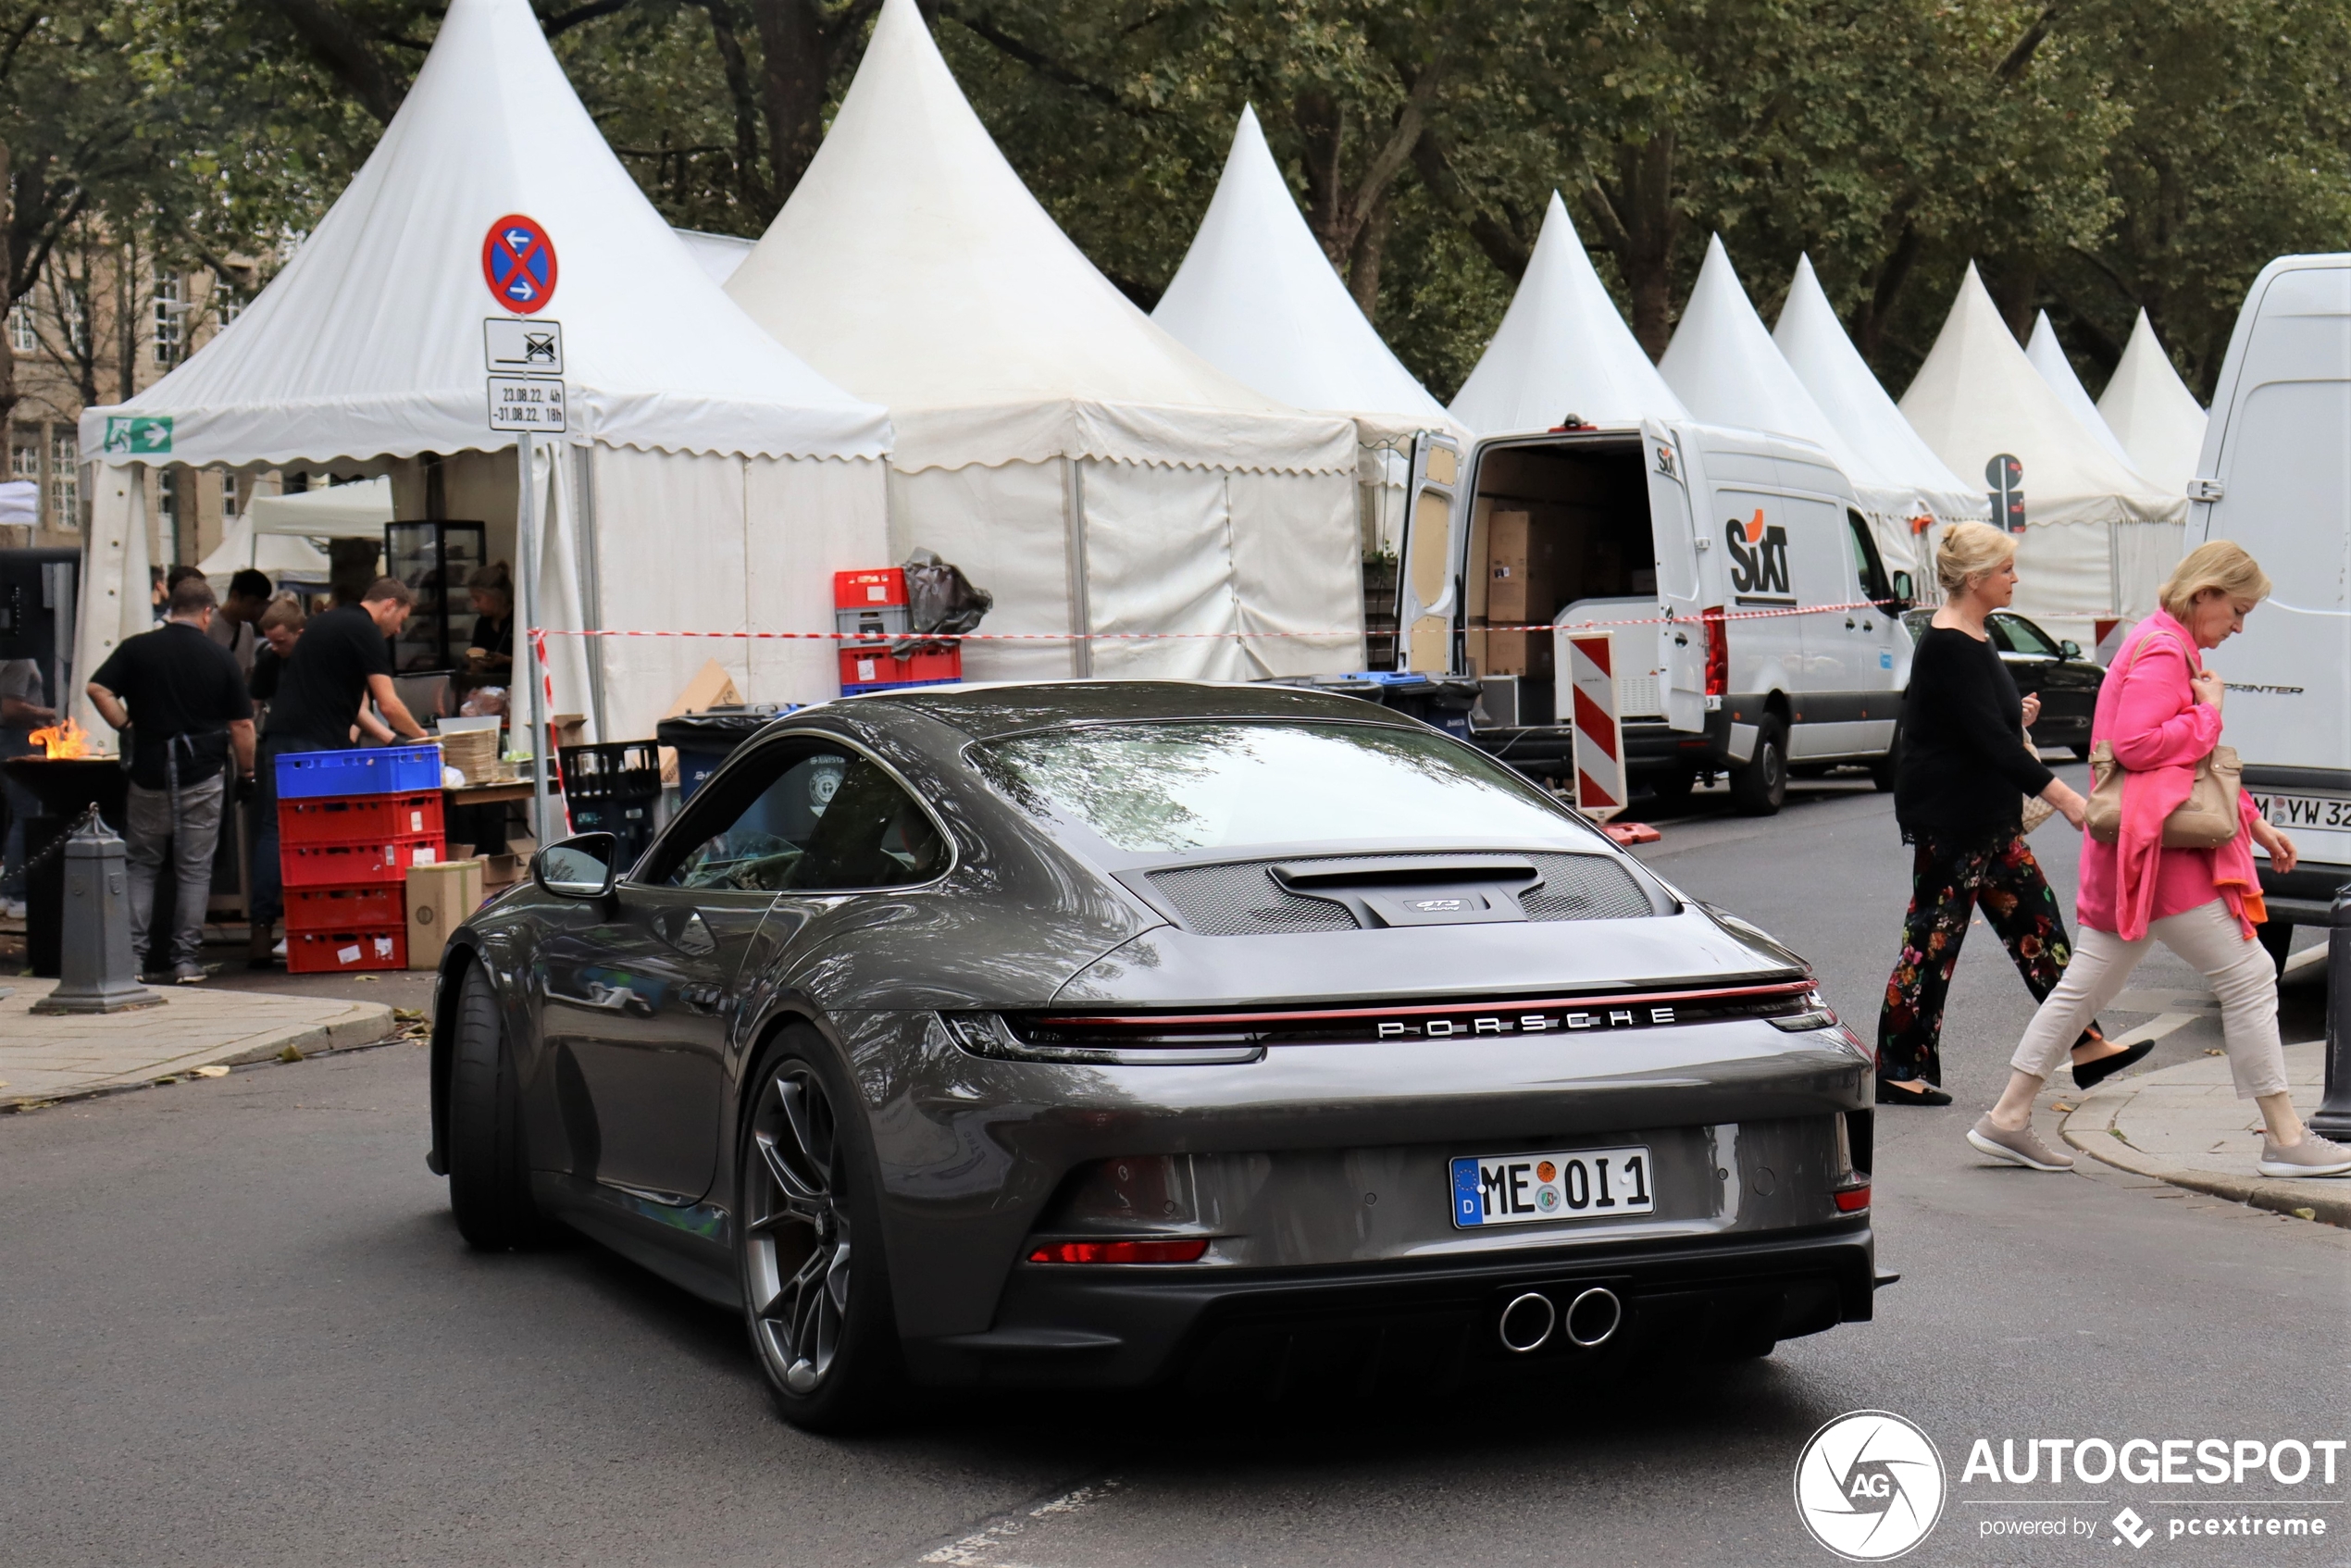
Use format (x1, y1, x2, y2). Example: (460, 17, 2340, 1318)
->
(1794, 1410, 1948, 1561)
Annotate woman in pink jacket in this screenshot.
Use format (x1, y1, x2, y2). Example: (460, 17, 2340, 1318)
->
(1968, 541, 2351, 1177)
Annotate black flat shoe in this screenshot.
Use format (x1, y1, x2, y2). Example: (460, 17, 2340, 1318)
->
(1876, 1079, 1953, 1106)
(2071, 1039, 2153, 1091)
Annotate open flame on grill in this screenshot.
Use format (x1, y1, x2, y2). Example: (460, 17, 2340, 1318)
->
(28, 717, 96, 759)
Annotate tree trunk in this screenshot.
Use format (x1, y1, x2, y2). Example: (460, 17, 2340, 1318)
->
(696, 2, 775, 214)
(1987, 264, 2037, 343)
(1850, 218, 1920, 364)
(0, 139, 15, 432)
(1582, 132, 1679, 360)
(749, 0, 829, 203)
(1347, 188, 1393, 324)
(1411, 132, 1531, 284)
(256, 0, 404, 123)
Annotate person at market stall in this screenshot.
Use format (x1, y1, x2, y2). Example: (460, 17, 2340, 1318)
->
(0, 654, 57, 919)
(465, 563, 515, 680)
(85, 576, 256, 985)
(245, 577, 427, 968)
(207, 568, 272, 679)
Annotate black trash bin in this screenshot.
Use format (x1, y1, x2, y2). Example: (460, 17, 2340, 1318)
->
(1257, 671, 1481, 740)
(653, 704, 797, 803)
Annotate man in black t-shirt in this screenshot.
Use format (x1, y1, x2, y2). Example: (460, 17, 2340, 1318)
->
(247, 577, 429, 966)
(87, 577, 256, 983)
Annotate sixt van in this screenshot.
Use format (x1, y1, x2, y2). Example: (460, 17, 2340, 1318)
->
(2186, 254, 2351, 959)
(1394, 421, 1912, 815)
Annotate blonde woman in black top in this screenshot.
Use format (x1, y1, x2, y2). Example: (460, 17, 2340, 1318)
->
(1874, 523, 2136, 1107)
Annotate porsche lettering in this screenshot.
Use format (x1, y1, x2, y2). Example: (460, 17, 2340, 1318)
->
(1377, 1005, 1677, 1039)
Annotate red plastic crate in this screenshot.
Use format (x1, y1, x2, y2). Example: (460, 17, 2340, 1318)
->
(834, 568, 907, 609)
(288, 926, 407, 974)
(839, 642, 961, 692)
(279, 791, 443, 845)
(284, 883, 407, 932)
(280, 835, 445, 888)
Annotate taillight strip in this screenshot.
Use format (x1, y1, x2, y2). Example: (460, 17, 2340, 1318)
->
(1037, 978, 1813, 1031)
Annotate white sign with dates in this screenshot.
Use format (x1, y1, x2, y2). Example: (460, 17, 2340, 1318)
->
(486, 375, 566, 432)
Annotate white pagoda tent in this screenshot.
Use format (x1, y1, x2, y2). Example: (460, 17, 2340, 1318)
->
(1151, 105, 1462, 556)
(2097, 310, 2208, 499)
(1448, 192, 1687, 436)
(1660, 235, 1931, 579)
(1773, 254, 1984, 585)
(76, 0, 891, 745)
(725, 0, 1362, 682)
(1899, 265, 2186, 641)
(2026, 312, 2143, 472)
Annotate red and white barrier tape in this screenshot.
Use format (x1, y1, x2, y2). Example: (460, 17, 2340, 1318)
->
(523, 598, 1898, 642)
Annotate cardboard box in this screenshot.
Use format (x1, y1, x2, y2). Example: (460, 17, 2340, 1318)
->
(1482, 628, 1554, 679)
(1487, 510, 1533, 623)
(406, 858, 485, 969)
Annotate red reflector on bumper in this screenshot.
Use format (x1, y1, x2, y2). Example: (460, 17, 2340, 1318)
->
(1834, 1185, 1872, 1213)
(1026, 1238, 1210, 1265)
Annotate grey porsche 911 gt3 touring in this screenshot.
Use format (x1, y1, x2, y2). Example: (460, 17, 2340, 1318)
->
(427, 681, 1876, 1429)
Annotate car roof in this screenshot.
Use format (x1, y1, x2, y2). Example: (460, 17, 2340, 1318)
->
(844, 679, 1425, 741)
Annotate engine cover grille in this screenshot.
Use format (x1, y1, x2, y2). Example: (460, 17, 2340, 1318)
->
(1148, 852, 1654, 936)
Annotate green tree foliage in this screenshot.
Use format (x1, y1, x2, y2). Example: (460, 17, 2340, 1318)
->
(27, 0, 2351, 408)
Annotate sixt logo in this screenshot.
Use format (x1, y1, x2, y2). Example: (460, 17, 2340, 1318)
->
(1725, 509, 1791, 599)
(1376, 1007, 1676, 1039)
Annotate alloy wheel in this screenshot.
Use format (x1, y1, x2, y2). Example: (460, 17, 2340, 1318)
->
(743, 1063, 852, 1394)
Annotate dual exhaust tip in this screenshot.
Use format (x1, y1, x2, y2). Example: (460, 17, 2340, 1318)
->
(1498, 1287, 1622, 1354)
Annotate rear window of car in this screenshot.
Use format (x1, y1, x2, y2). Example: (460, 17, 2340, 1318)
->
(973, 720, 1588, 853)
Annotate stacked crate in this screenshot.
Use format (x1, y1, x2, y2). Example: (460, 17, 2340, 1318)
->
(559, 740, 662, 867)
(835, 568, 962, 694)
(275, 744, 445, 973)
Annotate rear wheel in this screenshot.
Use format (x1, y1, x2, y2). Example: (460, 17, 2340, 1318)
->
(738, 1031, 902, 1431)
(447, 960, 544, 1250)
(1730, 715, 1788, 816)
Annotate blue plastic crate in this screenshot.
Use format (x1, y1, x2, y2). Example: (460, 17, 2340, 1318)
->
(275, 743, 444, 799)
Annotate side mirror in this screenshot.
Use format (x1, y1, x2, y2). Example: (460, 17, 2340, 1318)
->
(1889, 570, 1914, 604)
(2059, 639, 2082, 661)
(534, 832, 620, 900)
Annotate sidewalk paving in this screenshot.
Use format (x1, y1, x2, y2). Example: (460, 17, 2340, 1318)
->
(2062, 1039, 2350, 1226)
(0, 980, 396, 1110)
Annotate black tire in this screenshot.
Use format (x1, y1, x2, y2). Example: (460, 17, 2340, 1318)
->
(737, 1029, 902, 1432)
(1729, 714, 1788, 816)
(1869, 726, 1901, 792)
(447, 959, 545, 1251)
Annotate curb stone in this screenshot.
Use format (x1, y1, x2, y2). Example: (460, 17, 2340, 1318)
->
(2061, 1062, 2351, 1229)
(0, 989, 399, 1113)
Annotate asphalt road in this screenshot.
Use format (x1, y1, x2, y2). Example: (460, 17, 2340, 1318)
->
(4, 765, 2345, 1568)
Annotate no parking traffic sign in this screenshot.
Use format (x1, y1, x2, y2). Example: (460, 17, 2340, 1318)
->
(481, 214, 558, 313)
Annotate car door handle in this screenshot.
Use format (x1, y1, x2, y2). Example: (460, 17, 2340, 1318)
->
(550, 981, 655, 1016)
(1673, 632, 1689, 645)
(1845, 618, 1857, 629)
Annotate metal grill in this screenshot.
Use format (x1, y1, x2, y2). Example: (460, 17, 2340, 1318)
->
(1147, 851, 1655, 935)
(1517, 852, 1655, 922)
(1148, 862, 1358, 935)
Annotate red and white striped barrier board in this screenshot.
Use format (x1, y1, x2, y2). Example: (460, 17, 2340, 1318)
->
(1561, 630, 1626, 822)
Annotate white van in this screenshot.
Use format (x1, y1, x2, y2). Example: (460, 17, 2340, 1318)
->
(1394, 421, 1913, 815)
(2187, 255, 2351, 954)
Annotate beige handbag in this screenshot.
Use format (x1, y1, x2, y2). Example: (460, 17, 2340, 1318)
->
(2082, 629, 2242, 848)
(2019, 736, 2055, 834)
(2085, 740, 2241, 846)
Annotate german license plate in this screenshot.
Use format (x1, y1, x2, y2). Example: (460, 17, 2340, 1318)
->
(1449, 1146, 1655, 1228)
(2250, 791, 2351, 831)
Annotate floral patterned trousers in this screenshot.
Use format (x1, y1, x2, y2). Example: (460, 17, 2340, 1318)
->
(1877, 832, 2091, 1085)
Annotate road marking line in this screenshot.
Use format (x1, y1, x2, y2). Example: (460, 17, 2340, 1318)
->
(921, 1478, 1120, 1565)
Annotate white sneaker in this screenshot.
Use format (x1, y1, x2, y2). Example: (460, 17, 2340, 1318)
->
(1, 898, 23, 919)
(271, 938, 287, 959)
(2257, 1133, 2351, 1179)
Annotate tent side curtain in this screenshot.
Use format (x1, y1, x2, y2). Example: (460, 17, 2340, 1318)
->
(587, 446, 890, 740)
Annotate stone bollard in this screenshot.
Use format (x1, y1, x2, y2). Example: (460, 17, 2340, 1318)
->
(2309, 883, 2351, 1143)
(30, 811, 162, 1015)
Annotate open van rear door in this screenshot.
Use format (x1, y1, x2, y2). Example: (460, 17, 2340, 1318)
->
(1643, 420, 1707, 731)
(1396, 432, 1464, 673)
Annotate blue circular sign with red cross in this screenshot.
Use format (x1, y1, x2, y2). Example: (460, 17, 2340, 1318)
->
(481, 214, 558, 314)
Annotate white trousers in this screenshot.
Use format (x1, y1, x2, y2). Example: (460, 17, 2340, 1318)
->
(2011, 899, 2287, 1099)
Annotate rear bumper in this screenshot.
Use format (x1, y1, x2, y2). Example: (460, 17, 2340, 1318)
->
(900, 1221, 1874, 1392)
(2259, 862, 2351, 926)
(1468, 712, 1732, 779)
